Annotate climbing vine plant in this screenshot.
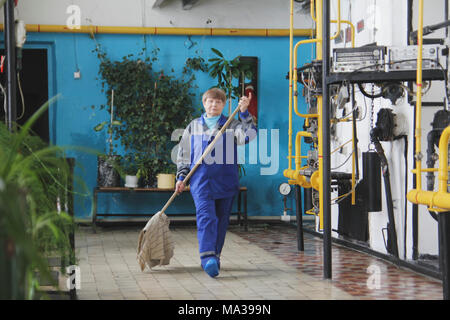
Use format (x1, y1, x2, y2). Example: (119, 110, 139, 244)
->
(93, 47, 198, 181)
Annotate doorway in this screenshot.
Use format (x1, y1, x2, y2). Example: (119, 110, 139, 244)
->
(0, 48, 49, 142)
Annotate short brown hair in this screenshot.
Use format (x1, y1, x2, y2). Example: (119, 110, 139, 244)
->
(202, 88, 226, 104)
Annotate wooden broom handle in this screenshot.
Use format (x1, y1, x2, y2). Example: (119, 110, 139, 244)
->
(160, 104, 242, 213)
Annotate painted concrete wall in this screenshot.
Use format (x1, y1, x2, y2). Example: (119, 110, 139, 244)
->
(4, 0, 314, 29)
(1, 0, 314, 220)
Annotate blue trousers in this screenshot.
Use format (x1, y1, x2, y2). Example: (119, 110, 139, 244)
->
(192, 195, 235, 267)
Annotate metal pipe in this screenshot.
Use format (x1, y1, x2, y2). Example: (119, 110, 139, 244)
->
(310, 0, 355, 47)
(407, 126, 450, 210)
(293, 39, 320, 122)
(288, 0, 295, 172)
(329, 0, 341, 41)
(4, 0, 16, 132)
(284, 131, 311, 187)
(322, 0, 332, 279)
(438, 211, 450, 300)
(0, 24, 313, 37)
(412, 101, 419, 260)
(415, 0, 425, 191)
(295, 185, 305, 251)
(351, 84, 358, 204)
(316, 0, 324, 232)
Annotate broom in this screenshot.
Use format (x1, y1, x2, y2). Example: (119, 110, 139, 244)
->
(137, 101, 244, 270)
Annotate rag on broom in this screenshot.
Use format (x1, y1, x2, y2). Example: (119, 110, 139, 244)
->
(137, 211, 174, 271)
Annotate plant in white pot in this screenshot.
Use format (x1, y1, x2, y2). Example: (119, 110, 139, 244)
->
(121, 154, 139, 188)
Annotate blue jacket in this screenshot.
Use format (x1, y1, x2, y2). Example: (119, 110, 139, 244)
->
(176, 111, 257, 200)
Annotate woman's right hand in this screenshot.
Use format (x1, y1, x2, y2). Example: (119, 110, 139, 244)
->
(175, 180, 185, 194)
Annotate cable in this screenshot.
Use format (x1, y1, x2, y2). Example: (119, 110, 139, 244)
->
(357, 82, 383, 99)
(331, 148, 354, 170)
(17, 72, 25, 120)
(344, 58, 449, 101)
(0, 81, 6, 117)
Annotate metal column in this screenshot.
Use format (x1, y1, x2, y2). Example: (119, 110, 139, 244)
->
(322, 0, 332, 279)
(295, 185, 304, 251)
(3, 0, 17, 132)
(438, 212, 450, 300)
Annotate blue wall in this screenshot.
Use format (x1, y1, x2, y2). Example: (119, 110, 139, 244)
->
(16, 31, 313, 220)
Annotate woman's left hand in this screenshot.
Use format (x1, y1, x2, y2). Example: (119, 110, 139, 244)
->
(238, 92, 252, 113)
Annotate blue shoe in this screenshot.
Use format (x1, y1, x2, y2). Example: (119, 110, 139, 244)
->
(204, 258, 219, 278)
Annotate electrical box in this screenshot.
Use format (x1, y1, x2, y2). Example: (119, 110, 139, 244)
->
(387, 45, 446, 72)
(332, 46, 386, 73)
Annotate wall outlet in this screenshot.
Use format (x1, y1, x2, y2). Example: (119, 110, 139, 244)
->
(74, 70, 81, 79)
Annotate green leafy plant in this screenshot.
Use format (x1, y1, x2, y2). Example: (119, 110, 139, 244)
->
(208, 48, 253, 101)
(0, 97, 77, 299)
(92, 87, 122, 157)
(183, 56, 208, 74)
(121, 153, 138, 176)
(93, 46, 199, 181)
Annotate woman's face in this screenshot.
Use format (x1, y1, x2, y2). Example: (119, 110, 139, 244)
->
(203, 97, 225, 117)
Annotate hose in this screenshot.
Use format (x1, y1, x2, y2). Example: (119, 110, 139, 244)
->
(370, 127, 400, 258)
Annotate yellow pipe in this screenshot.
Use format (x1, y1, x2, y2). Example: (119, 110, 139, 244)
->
(412, 168, 450, 173)
(329, 0, 341, 41)
(316, 0, 324, 231)
(414, 0, 424, 191)
(285, 131, 312, 187)
(296, 132, 313, 188)
(310, 0, 355, 48)
(438, 127, 450, 192)
(293, 39, 321, 121)
(407, 126, 450, 210)
(288, 0, 295, 172)
(0, 24, 313, 37)
(311, 0, 316, 23)
(332, 20, 355, 48)
(331, 139, 352, 155)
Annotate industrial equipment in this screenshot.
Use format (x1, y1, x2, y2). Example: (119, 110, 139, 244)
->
(387, 45, 446, 72)
(332, 46, 386, 73)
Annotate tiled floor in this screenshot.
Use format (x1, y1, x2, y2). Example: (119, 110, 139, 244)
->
(74, 221, 443, 300)
(233, 223, 444, 300)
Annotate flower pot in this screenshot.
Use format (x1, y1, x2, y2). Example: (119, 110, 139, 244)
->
(157, 173, 175, 189)
(97, 155, 121, 187)
(125, 175, 138, 188)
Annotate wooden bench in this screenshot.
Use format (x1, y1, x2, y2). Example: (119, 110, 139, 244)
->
(92, 186, 248, 231)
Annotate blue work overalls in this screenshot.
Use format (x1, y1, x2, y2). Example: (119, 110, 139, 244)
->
(176, 111, 257, 267)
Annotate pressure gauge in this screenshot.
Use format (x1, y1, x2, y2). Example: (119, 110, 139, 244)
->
(279, 182, 291, 196)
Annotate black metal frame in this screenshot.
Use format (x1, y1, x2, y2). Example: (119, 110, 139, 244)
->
(322, 0, 332, 280)
(3, 0, 17, 132)
(327, 69, 445, 85)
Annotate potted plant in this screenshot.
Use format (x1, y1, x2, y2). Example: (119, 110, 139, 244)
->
(155, 159, 177, 189)
(93, 89, 122, 188)
(207, 48, 254, 115)
(94, 47, 199, 189)
(121, 153, 139, 188)
(0, 97, 76, 299)
(207, 48, 254, 178)
(135, 153, 154, 188)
